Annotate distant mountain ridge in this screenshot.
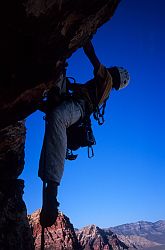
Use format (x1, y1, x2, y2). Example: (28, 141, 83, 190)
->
(109, 220, 165, 243)
(108, 220, 165, 250)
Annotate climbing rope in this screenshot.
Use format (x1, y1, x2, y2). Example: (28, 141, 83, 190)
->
(41, 181, 46, 250)
(41, 93, 48, 250)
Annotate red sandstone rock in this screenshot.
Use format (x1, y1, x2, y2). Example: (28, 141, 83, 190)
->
(29, 209, 81, 249)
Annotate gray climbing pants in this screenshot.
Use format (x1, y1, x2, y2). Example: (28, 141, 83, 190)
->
(38, 100, 84, 184)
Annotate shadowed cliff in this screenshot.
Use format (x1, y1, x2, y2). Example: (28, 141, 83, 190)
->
(0, 1, 120, 249)
(0, 0, 120, 129)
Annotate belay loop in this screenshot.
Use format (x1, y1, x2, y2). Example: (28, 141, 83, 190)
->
(93, 99, 107, 125)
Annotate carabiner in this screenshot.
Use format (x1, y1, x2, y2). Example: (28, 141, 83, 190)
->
(88, 146, 94, 158)
(98, 115, 104, 125)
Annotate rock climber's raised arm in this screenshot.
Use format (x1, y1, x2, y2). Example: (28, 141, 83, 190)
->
(83, 40, 100, 74)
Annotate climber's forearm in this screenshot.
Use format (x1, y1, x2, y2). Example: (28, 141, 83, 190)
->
(83, 40, 100, 73)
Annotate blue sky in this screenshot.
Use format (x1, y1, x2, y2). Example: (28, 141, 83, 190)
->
(21, 0, 165, 228)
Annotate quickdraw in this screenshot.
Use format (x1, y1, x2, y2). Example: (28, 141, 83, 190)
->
(88, 145, 94, 158)
(93, 99, 107, 125)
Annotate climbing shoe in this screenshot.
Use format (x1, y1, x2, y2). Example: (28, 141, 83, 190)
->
(40, 181, 59, 227)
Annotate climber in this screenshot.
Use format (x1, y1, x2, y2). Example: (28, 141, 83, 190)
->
(38, 40, 130, 228)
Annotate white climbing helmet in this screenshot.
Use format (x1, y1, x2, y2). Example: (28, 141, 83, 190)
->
(116, 67, 130, 90)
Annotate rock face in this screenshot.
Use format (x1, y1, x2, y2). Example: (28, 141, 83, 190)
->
(0, 180, 34, 250)
(0, 121, 26, 180)
(29, 210, 81, 250)
(0, 121, 34, 250)
(0, 1, 120, 249)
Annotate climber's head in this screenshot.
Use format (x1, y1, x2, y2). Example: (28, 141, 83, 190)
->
(108, 66, 130, 90)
